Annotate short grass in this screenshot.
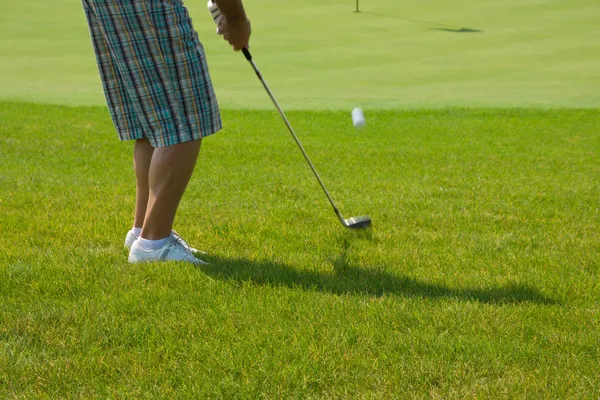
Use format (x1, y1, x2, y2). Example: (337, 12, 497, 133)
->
(1, 102, 599, 398)
(2, 0, 600, 397)
(1, 0, 599, 108)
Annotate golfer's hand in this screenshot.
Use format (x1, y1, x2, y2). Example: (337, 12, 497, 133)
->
(218, 17, 251, 51)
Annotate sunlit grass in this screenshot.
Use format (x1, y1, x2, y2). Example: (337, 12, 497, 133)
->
(1, 102, 598, 397)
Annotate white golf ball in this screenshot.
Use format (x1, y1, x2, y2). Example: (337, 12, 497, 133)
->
(352, 107, 366, 129)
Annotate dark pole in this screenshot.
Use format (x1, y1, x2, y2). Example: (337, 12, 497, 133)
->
(355, 0, 359, 12)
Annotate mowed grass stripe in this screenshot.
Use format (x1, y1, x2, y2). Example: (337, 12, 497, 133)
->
(1, 101, 599, 397)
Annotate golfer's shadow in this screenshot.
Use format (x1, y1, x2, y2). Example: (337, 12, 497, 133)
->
(200, 248, 555, 305)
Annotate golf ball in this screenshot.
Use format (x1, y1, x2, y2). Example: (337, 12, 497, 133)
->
(352, 107, 366, 129)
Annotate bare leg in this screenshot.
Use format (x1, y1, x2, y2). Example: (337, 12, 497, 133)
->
(141, 139, 202, 240)
(133, 138, 155, 228)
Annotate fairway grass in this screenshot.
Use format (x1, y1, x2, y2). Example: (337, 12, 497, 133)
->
(2, 0, 599, 397)
(1, 102, 599, 398)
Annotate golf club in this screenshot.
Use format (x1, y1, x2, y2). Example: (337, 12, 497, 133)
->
(208, 2, 371, 229)
(240, 49, 371, 229)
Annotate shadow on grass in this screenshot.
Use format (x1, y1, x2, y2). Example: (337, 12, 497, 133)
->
(199, 247, 556, 305)
(358, 11, 483, 33)
(430, 27, 483, 33)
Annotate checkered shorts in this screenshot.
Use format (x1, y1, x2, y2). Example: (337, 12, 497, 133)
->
(83, 0, 221, 147)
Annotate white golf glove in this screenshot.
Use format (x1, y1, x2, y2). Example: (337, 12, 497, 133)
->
(207, 1, 224, 34)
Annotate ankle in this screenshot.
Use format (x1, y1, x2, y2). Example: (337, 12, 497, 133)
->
(141, 226, 173, 240)
(138, 235, 170, 251)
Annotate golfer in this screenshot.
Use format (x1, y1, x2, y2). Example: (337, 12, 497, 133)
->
(82, 0, 251, 264)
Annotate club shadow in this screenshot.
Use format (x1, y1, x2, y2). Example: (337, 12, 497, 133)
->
(198, 255, 557, 305)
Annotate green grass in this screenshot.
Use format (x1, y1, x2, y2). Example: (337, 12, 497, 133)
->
(0, 0, 599, 108)
(1, 102, 599, 398)
(1, 0, 600, 397)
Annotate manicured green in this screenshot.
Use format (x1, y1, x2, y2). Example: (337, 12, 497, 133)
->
(0, 0, 599, 109)
(1, 102, 599, 398)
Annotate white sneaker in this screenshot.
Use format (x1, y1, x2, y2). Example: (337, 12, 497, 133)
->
(124, 229, 206, 256)
(128, 234, 207, 265)
(172, 230, 207, 256)
(124, 230, 138, 249)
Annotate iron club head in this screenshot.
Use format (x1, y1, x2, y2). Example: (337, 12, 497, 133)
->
(342, 215, 372, 229)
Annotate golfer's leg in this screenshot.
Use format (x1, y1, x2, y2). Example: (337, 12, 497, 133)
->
(141, 139, 202, 240)
(133, 138, 154, 228)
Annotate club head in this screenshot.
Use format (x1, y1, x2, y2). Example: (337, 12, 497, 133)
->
(342, 215, 372, 229)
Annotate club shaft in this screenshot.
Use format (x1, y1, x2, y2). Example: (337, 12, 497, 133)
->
(244, 55, 343, 220)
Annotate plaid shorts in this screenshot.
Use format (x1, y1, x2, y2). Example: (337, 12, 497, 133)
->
(83, 0, 221, 147)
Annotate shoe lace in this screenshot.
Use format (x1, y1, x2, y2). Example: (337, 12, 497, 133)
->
(172, 230, 194, 254)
